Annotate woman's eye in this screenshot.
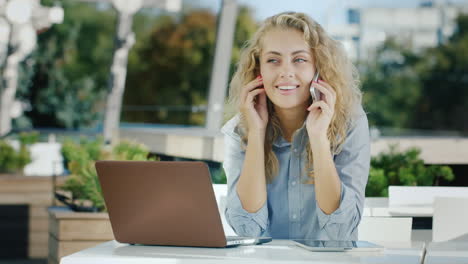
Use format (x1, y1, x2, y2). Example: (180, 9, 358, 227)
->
(295, 58, 306, 63)
(267, 58, 278, 63)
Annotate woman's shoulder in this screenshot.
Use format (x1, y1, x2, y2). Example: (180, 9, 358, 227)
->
(347, 104, 368, 131)
(221, 114, 243, 141)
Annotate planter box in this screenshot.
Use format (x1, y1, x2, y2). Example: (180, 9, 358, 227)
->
(48, 207, 114, 264)
(0, 174, 65, 259)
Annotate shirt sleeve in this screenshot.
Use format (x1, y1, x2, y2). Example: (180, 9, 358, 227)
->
(315, 107, 370, 240)
(221, 122, 269, 237)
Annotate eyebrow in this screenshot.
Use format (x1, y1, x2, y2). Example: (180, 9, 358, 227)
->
(265, 50, 311, 56)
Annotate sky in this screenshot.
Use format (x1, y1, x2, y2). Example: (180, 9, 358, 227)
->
(197, 0, 468, 26)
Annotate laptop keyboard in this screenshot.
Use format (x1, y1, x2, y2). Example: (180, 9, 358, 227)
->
(226, 236, 251, 241)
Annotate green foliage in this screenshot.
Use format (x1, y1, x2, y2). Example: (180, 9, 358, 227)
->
(123, 10, 217, 125)
(60, 137, 157, 211)
(0, 141, 19, 173)
(123, 6, 257, 126)
(211, 167, 227, 184)
(113, 141, 155, 161)
(230, 6, 258, 77)
(17, 0, 115, 129)
(18, 131, 40, 145)
(15, 4, 257, 129)
(361, 14, 468, 134)
(366, 145, 455, 197)
(0, 132, 38, 173)
(411, 14, 468, 133)
(61, 137, 103, 165)
(366, 168, 388, 197)
(360, 38, 422, 128)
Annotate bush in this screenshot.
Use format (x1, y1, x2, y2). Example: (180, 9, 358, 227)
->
(59, 137, 157, 212)
(211, 167, 227, 184)
(366, 144, 455, 197)
(0, 131, 39, 173)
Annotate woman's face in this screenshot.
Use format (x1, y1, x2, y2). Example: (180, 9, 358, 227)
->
(259, 28, 316, 110)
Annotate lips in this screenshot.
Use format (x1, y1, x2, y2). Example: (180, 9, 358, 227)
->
(277, 86, 299, 95)
(276, 85, 300, 91)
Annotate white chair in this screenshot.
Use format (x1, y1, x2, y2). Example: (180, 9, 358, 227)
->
(433, 196, 468, 242)
(358, 216, 412, 242)
(212, 184, 236, 236)
(389, 186, 468, 207)
(364, 197, 389, 216)
(388, 186, 468, 218)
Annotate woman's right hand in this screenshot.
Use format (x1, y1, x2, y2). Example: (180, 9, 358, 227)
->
(240, 76, 269, 134)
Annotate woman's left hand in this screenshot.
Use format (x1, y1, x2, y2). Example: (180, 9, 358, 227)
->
(306, 80, 336, 140)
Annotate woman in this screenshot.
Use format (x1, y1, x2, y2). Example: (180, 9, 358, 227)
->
(221, 12, 370, 240)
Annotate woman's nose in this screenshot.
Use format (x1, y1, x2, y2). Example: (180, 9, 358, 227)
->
(280, 71, 294, 78)
(279, 64, 294, 78)
(280, 67, 294, 78)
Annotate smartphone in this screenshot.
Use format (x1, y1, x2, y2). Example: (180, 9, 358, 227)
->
(309, 71, 321, 102)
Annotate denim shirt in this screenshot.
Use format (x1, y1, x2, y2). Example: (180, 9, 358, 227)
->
(221, 106, 370, 240)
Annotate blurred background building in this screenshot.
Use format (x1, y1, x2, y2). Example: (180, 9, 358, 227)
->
(330, 0, 468, 61)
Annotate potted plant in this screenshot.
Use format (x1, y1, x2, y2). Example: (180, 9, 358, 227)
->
(0, 131, 59, 260)
(366, 144, 455, 197)
(48, 136, 156, 264)
(0, 131, 39, 175)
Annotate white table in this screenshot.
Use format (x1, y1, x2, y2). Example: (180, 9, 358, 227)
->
(424, 241, 468, 264)
(365, 197, 434, 242)
(365, 198, 433, 217)
(60, 240, 425, 264)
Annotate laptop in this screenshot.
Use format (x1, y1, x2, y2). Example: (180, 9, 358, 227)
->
(95, 160, 272, 248)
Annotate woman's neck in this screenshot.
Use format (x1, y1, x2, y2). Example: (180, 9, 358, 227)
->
(274, 104, 308, 142)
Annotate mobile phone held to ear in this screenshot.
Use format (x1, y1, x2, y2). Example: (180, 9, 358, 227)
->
(310, 71, 321, 102)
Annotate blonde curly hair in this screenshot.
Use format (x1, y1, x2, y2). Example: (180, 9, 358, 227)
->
(225, 12, 362, 184)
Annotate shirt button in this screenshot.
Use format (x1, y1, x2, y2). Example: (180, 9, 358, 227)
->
(292, 181, 296, 186)
(293, 148, 298, 153)
(292, 214, 297, 220)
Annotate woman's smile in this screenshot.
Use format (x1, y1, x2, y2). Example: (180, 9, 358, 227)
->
(277, 85, 300, 95)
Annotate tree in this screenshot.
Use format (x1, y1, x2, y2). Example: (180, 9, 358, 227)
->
(360, 38, 422, 129)
(16, 1, 116, 129)
(123, 10, 216, 125)
(123, 6, 257, 126)
(229, 6, 258, 78)
(16, 4, 257, 128)
(360, 14, 468, 135)
(413, 14, 468, 134)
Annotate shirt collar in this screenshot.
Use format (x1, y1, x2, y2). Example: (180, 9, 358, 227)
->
(272, 121, 308, 148)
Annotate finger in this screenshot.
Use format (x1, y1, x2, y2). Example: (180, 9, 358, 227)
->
(311, 81, 335, 108)
(245, 88, 265, 105)
(318, 80, 337, 101)
(257, 88, 267, 107)
(307, 101, 332, 116)
(318, 80, 335, 92)
(241, 78, 264, 102)
(307, 100, 326, 110)
(246, 77, 264, 91)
